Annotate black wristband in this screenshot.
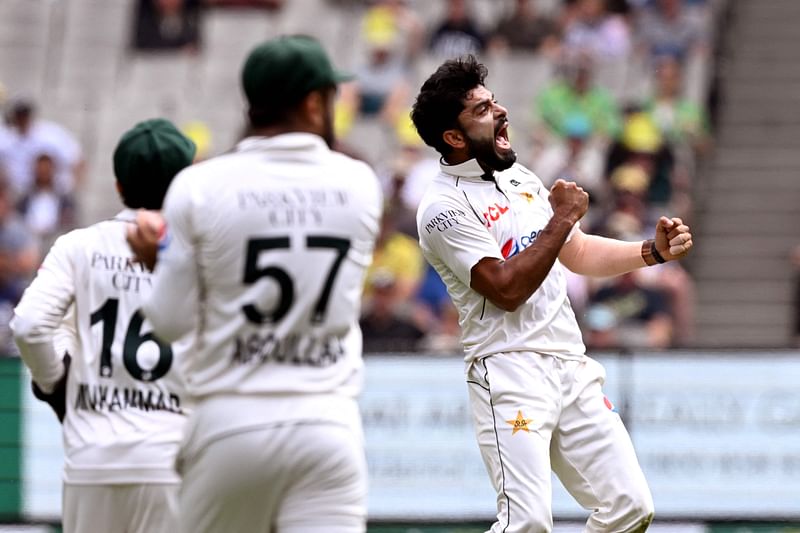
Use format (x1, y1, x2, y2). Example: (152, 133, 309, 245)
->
(650, 240, 667, 264)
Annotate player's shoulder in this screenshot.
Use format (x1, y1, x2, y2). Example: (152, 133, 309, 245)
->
(328, 150, 380, 184)
(417, 172, 466, 214)
(161, 153, 245, 210)
(171, 152, 239, 185)
(50, 223, 98, 250)
(83, 215, 135, 244)
(416, 177, 479, 240)
(45, 229, 79, 258)
(43, 218, 121, 260)
(327, 148, 369, 169)
(497, 163, 544, 188)
(325, 151, 383, 203)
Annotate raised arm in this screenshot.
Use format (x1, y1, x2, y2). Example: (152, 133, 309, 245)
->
(559, 216, 693, 277)
(127, 177, 200, 344)
(142, 227, 199, 343)
(470, 179, 588, 312)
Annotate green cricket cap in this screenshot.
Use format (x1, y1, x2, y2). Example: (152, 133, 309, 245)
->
(113, 118, 196, 210)
(242, 35, 353, 109)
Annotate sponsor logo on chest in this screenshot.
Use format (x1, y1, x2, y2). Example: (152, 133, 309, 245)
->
(501, 228, 542, 259)
(483, 202, 510, 228)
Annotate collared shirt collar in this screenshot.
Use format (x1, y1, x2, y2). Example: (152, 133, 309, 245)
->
(235, 132, 329, 156)
(439, 157, 494, 182)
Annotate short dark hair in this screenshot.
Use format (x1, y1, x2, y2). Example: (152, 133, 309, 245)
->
(411, 55, 488, 156)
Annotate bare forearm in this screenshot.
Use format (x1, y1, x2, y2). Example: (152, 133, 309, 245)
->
(562, 215, 693, 277)
(471, 179, 590, 312)
(564, 234, 646, 278)
(472, 216, 576, 311)
(507, 217, 576, 291)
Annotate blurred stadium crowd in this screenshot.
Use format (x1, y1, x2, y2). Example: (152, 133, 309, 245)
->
(0, 0, 728, 355)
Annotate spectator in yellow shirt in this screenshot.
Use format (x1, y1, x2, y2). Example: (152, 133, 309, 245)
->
(364, 208, 424, 303)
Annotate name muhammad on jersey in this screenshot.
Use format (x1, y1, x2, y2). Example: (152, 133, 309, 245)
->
(74, 383, 182, 414)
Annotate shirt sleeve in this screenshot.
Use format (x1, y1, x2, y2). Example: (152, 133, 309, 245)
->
(53, 304, 79, 359)
(352, 161, 384, 268)
(11, 233, 77, 391)
(418, 198, 502, 287)
(142, 172, 200, 344)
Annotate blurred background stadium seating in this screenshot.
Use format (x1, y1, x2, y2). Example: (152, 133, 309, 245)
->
(2, 0, 800, 531)
(2, 0, 768, 356)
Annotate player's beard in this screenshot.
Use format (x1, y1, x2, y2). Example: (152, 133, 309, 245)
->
(463, 122, 517, 172)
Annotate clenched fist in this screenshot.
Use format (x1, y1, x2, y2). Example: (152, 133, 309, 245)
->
(549, 179, 589, 224)
(655, 216, 693, 261)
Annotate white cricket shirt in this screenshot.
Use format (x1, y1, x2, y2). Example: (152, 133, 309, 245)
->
(12, 210, 190, 484)
(416, 159, 586, 363)
(143, 133, 382, 431)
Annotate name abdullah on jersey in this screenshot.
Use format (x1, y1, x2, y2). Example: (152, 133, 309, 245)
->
(232, 330, 345, 368)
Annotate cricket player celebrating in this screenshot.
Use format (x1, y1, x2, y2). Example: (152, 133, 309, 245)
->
(11, 119, 196, 533)
(127, 36, 382, 532)
(411, 56, 693, 532)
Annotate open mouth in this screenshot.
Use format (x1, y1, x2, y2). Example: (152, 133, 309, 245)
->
(495, 122, 511, 151)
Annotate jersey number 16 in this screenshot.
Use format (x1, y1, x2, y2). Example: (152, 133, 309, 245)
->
(90, 298, 172, 382)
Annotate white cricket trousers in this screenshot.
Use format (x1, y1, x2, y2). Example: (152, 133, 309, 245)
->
(62, 483, 178, 533)
(177, 420, 367, 533)
(467, 352, 654, 533)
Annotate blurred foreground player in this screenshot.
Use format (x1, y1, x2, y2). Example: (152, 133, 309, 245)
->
(128, 36, 382, 533)
(11, 119, 196, 533)
(412, 56, 694, 532)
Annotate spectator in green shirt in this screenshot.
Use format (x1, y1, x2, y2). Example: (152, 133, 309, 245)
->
(536, 55, 623, 141)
